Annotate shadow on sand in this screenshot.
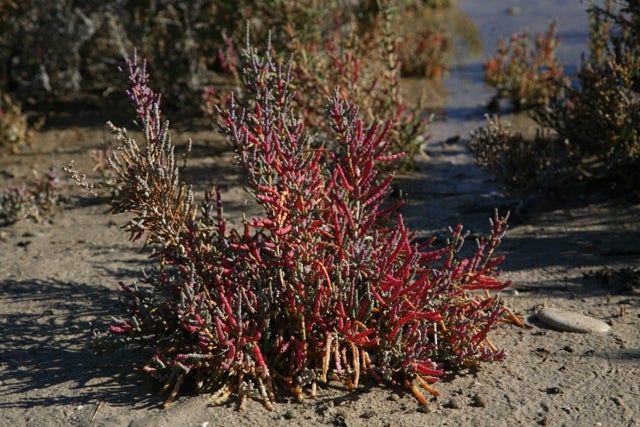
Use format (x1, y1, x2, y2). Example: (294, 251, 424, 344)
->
(0, 277, 159, 410)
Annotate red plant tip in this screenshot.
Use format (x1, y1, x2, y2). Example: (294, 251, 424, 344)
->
(109, 324, 133, 334)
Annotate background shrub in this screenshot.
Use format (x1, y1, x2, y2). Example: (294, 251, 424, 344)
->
(473, 1, 640, 198)
(483, 21, 567, 111)
(1, 0, 449, 171)
(0, 168, 59, 226)
(468, 115, 565, 194)
(202, 4, 434, 171)
(0, 1, 451, 101)
(0, 93, 41, 152)
(532, 1, 640, 194)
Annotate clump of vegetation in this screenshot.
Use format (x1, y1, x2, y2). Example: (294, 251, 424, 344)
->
(483, 21, 566, 111)
(0, 168, 59, 226)
(0, 1, 451, 103)
(0, 91, 52, 226)
(397, 25, 450, 79)
(390, 0, 453, 79)
(204, 8, 432, 172)
(422, 0, 452, 8)
(202, 0, 457, 171)
(0, 93, 40, 152)
(468, 115, 562, 194)
(473, 1, 640, 198)
(585, 266, 640, 293)
(532, 1, 640, 194)
(2, 1, 446, 170)
(70, 46, 520, 409)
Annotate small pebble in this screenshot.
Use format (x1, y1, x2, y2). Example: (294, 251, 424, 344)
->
(387, 393, 401, 402)
(23, 231, 45, 237)
(536, 308, 611, 333)
(360, 410, 375, 419)
(443, 398, 462, 409)
(545, 387, 562, 395)
(417, 404, 434, 414)
(282, 410, 294, 420)
(471, 393, 487, 408)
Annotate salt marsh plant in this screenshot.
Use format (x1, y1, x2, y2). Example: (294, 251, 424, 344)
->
(483, 21, 566, 111)
(72, 44, 520, 409)
(203, 3, 441, 171)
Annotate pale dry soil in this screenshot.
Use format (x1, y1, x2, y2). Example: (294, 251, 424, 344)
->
(2, 2, 640, 426)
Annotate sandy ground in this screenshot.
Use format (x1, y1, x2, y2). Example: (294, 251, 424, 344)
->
(1, 1, 639, 426)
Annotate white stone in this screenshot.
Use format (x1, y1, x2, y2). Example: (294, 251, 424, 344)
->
(536, 308, 611, 334)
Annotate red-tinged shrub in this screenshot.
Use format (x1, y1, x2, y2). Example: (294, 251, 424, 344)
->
(484, 21, 567, 111)
(72, 45, 518, 410)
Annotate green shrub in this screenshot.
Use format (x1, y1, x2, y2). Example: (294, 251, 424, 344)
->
(532, 1, 640, 193)
(469, 115, 565, 194)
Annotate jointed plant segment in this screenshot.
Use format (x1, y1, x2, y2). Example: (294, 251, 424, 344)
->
(87, 45, 518, 409)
